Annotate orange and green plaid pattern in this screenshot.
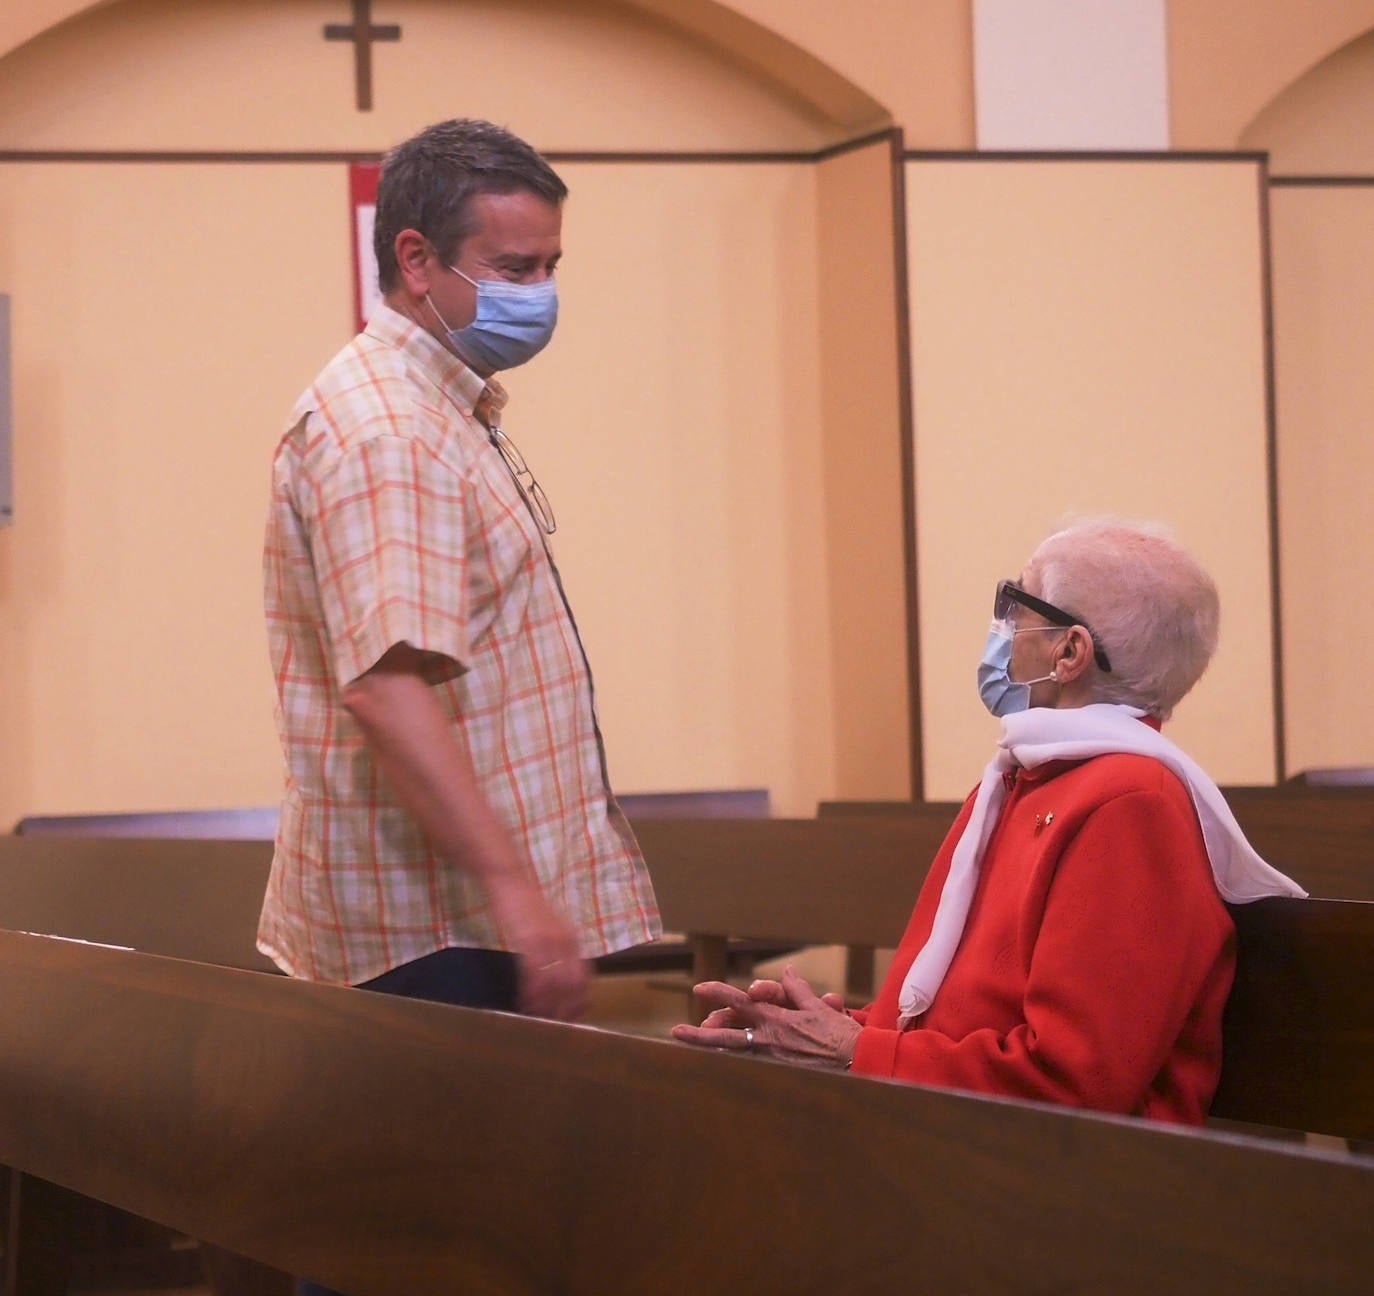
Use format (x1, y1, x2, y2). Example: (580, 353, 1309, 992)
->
(259, 307, 659, 985)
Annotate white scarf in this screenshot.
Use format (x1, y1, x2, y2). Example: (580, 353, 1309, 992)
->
(896, 704, 1306, 1026)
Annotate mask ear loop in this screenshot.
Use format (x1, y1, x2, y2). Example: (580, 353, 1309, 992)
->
(428, 260, 479, 335)
(426, 293, 456, 334)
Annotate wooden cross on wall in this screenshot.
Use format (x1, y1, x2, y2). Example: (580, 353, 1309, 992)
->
(324, 0, 402, 112)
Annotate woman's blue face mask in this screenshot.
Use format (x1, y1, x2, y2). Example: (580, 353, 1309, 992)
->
(977, 619, 1061, 717)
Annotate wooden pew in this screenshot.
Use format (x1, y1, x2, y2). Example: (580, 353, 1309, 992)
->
(8, 790, 794, 981)
(0, 835, 279, 974)
(0, 827, 795, 1293)
(0, 929, 1371, 1296)
(632, 816, 934, 1001)
(2, 821, 1372, 1142)
(0, 832, 792, 985)
(9, 788, 772, 841)
(1212, 896, 1374, 1136)
(817, 790, 1374, 1008)
(0, 818, 1372, 1292)
(633, 818, 1374, 1144)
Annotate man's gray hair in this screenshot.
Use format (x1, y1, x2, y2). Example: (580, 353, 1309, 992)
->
(373, 118, 567, 293)
(1024, 518, 1220, 721)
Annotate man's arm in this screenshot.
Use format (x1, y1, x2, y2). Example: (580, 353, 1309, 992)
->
(340, 642, 588, 1020)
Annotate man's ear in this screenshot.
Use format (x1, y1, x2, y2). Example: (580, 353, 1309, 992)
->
(393, 229, 434, 297)
(1053, 626, 1096, 685)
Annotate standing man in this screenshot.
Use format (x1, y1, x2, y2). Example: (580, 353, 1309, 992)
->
(260, 119, 660, 1042)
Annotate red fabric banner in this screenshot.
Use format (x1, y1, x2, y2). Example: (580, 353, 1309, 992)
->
(349, 163, 381, 334)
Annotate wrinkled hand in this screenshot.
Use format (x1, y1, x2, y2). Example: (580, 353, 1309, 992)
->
(745, 977, 847, 1014)
(669, 966, 861, 1069)
(488, 874, 588, 1021)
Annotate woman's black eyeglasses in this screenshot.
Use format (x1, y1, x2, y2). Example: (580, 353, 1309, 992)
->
(994, 579, 1112, 673)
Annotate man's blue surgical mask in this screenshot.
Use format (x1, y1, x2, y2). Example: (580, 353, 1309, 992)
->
(977, 619, 1060, 717)
(431, 265, 558, 372)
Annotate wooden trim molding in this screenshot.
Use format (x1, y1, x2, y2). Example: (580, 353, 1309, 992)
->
(889, 130, 924, 801)
(0, 130, 900, 168)
(1256, 158, 1287, 783)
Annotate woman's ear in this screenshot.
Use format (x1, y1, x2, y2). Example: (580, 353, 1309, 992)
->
(1054, 626, 1096, 685)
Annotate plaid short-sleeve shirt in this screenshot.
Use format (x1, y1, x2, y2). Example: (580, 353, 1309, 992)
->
(258, 305, 660, 985)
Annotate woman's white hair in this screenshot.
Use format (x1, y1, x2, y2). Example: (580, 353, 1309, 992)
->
(1024, 517, 1220, 721)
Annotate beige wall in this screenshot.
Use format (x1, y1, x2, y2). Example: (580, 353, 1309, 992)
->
(0, 1, 975, 146)
(0, 162, 338, 822)
(10, 0, 1374, 152)
(0, 0, 865, 825)
(1240, 29, 1374, 174)
(1169, 0, 1374, 147)
(906, 159, 1276, 799)
(705, 0, 975, 145)
(0, 0, 859, 153)
(0, 156, 838, 823)
(523, 161, 835, 814)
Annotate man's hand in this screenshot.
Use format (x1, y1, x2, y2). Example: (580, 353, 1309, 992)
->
(487, 873, 589, 1021)
(343, 648, 589, 1021)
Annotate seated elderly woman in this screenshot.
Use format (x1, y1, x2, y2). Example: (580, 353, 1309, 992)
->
(671, 518, 1303, 1124)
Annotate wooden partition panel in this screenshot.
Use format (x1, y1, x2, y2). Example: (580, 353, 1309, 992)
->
(0, 930, 1371, 1296)
(2, 821, 1373, 1142)
(905, 157, 1277, 799)
(1269, 184, 1374, 776)
(816, 134, 912, 801)
(536, 161, 831, 815)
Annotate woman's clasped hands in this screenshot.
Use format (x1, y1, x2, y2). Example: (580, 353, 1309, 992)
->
(670, 965, 862, 1070)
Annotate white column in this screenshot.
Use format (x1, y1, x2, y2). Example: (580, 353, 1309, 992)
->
(973, 0, 1170, 149)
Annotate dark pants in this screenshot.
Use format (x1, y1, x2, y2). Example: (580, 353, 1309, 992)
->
(295, 946, 520, 1296)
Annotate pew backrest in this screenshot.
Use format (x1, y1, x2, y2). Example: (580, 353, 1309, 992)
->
(819, 789, 1374, 902)
(0, 835, 277, 972)
(1219, 786, 1374, 902)
(1214, 896, 1374, 1139)
(14, 806, 280, 839)
(9, 788, 771, 841)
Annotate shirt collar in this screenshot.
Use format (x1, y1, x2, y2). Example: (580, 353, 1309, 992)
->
(364, 302, 509, 426)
